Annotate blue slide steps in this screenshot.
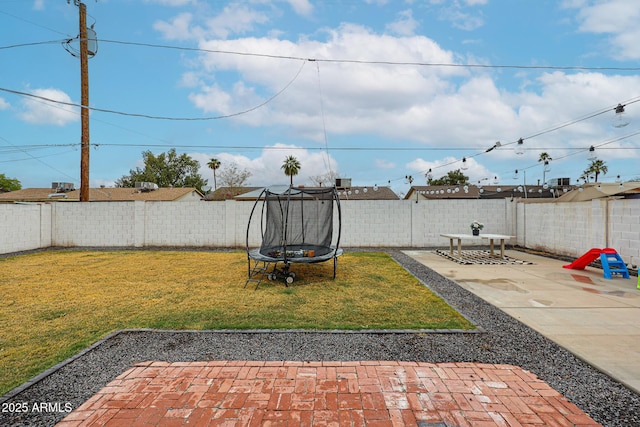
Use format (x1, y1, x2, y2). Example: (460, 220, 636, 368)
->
(600, 252, 630, 279)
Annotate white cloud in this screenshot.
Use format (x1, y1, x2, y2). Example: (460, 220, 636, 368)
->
(375, 159, 396, 169)
(192, 144, 338, 187)
(190, 24, 465, 140)
(182, 22, 640, 161)
(18, 88, 78, 126)
(32, 0, 44, 11)
(439, 7, 484, 31)
(285, 0, 313, 16)
(154, 4, 269, 40)
(386, 9, 419, 36)
(568, 0, 640, 60)
(0, 97, 9, 110)
(205, 4, 270, 39)
(144, 0, 196, 6)
(153, 13, 199, 41)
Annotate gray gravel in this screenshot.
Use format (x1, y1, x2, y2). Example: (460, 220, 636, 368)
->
(1, 249, 638, 426)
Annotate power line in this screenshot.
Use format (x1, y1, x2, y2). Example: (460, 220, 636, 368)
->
(0, 60, 307, 121)
(84, 142, 640, 152)
(0, 9, 71, 37)
(97, 39, 640, 72)
(0, 135, 78, 182)
(4, 35, 640, 72)
(399, 96, 640, 182)
(0, 39, 70, 51)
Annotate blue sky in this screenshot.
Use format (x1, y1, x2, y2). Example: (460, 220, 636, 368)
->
(1, 0, 639, 196)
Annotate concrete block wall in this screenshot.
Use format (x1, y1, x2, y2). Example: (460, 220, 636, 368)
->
(408, 199, 515, 247)
(1, 198, 638, 267)
(339, 201, 411, 247)
(52, 202, 136, 247)
(0, 203, 50, 254)
(609, 199, 640, 268)
(517, 201, 601, 256)
(143, 201, 224, 247)
(516, 198, 639, 267)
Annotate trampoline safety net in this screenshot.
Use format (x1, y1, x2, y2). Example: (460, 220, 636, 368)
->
(260, 187, 335, 257)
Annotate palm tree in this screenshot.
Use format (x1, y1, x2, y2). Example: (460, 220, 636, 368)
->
(538, 152, 552, 184)
(207, 158, 221, 190)
(281, 155, 301, 186)
(583, 159, 608, 183)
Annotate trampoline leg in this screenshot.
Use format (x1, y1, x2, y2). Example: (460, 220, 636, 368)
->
(333, 256, 337, 279)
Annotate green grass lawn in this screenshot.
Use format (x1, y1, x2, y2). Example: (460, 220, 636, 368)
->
(0, 250, 473, 395)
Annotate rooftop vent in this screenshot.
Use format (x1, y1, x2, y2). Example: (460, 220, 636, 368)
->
(335, 178, 351, 189)
(135, 182, 158, 192)
(51, 182, 75, 193)
(548, 178, 571, 188)
(47, 193, 68, 199)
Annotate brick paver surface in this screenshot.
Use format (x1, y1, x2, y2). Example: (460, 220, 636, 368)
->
(57, 361, 601, 426)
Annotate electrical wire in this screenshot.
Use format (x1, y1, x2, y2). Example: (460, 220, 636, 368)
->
(3, 34, 639, 184)
(0, 60, 307, 121)
(315, 61, 333, 177)
(400, 96, 640, 183)
(0, 40, 70, 51)
(97, 39, 640, 72)
(0, 136, 78, 182)
(0, 9, 71, 37)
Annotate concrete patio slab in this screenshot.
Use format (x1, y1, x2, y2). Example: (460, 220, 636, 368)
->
(403, 249, 640, 395)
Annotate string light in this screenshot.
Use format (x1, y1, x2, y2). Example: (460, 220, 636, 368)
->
(612, 104, 629, 128)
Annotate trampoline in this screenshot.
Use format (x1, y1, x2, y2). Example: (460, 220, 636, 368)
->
(245, 186, 343, 289)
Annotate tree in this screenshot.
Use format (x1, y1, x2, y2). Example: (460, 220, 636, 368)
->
(538, 152, 552, 184)
(207, 158, 221, 190)
(583, 159, 608, 183)
(281, 155, 301, 186)
(218, 162, 252, 190)
(428, 169, 469, 186)
(538, 152, 552, 163)
(310, 171, 339, 187)
(0, 173, 21, 191)
(115, 148, 208, 192)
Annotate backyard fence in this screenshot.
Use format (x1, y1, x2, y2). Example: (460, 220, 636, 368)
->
(1, 197, 638, 268)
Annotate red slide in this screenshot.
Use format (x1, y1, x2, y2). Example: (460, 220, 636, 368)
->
(563, 248, 617, 270)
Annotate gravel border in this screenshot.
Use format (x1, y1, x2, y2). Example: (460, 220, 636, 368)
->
(1, 249, 638, 426)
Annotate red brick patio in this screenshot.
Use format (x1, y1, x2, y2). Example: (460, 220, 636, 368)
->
(56, 360, 601, 426)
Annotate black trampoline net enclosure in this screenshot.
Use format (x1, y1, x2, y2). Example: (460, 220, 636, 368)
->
(246, 186, 342, 262)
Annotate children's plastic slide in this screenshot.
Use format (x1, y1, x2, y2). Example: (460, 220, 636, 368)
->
(562, 247, 617, 270)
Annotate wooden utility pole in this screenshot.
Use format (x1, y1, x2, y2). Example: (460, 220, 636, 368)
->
(79, 1, 90, 201)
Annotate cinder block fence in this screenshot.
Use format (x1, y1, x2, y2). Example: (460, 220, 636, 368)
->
(1, 198, 638, 268)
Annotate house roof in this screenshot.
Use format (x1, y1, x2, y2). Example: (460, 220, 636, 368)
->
(334, 186, 400, 200)
(203, 186, 263, 201)
(230, 185, 400, 201)
(406, 185, 555, 200)
(555, 182, 640, 202)
(0, 187, 203, 202)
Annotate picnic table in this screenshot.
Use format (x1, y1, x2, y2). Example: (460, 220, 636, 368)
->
(440, 233, 514, 259)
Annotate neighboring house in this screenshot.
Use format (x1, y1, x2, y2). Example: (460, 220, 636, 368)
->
(230, 185, 400, 201)
(205, 183, 399, 201)
(0, 187, 203, 203)
(203, 186, 263, 201)
(333, 185, 399, 200)
(555, 182, 640, 202)
(405, 185, 556, 201)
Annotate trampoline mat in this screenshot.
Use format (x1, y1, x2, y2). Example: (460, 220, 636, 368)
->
(249, 246, 343, 264)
